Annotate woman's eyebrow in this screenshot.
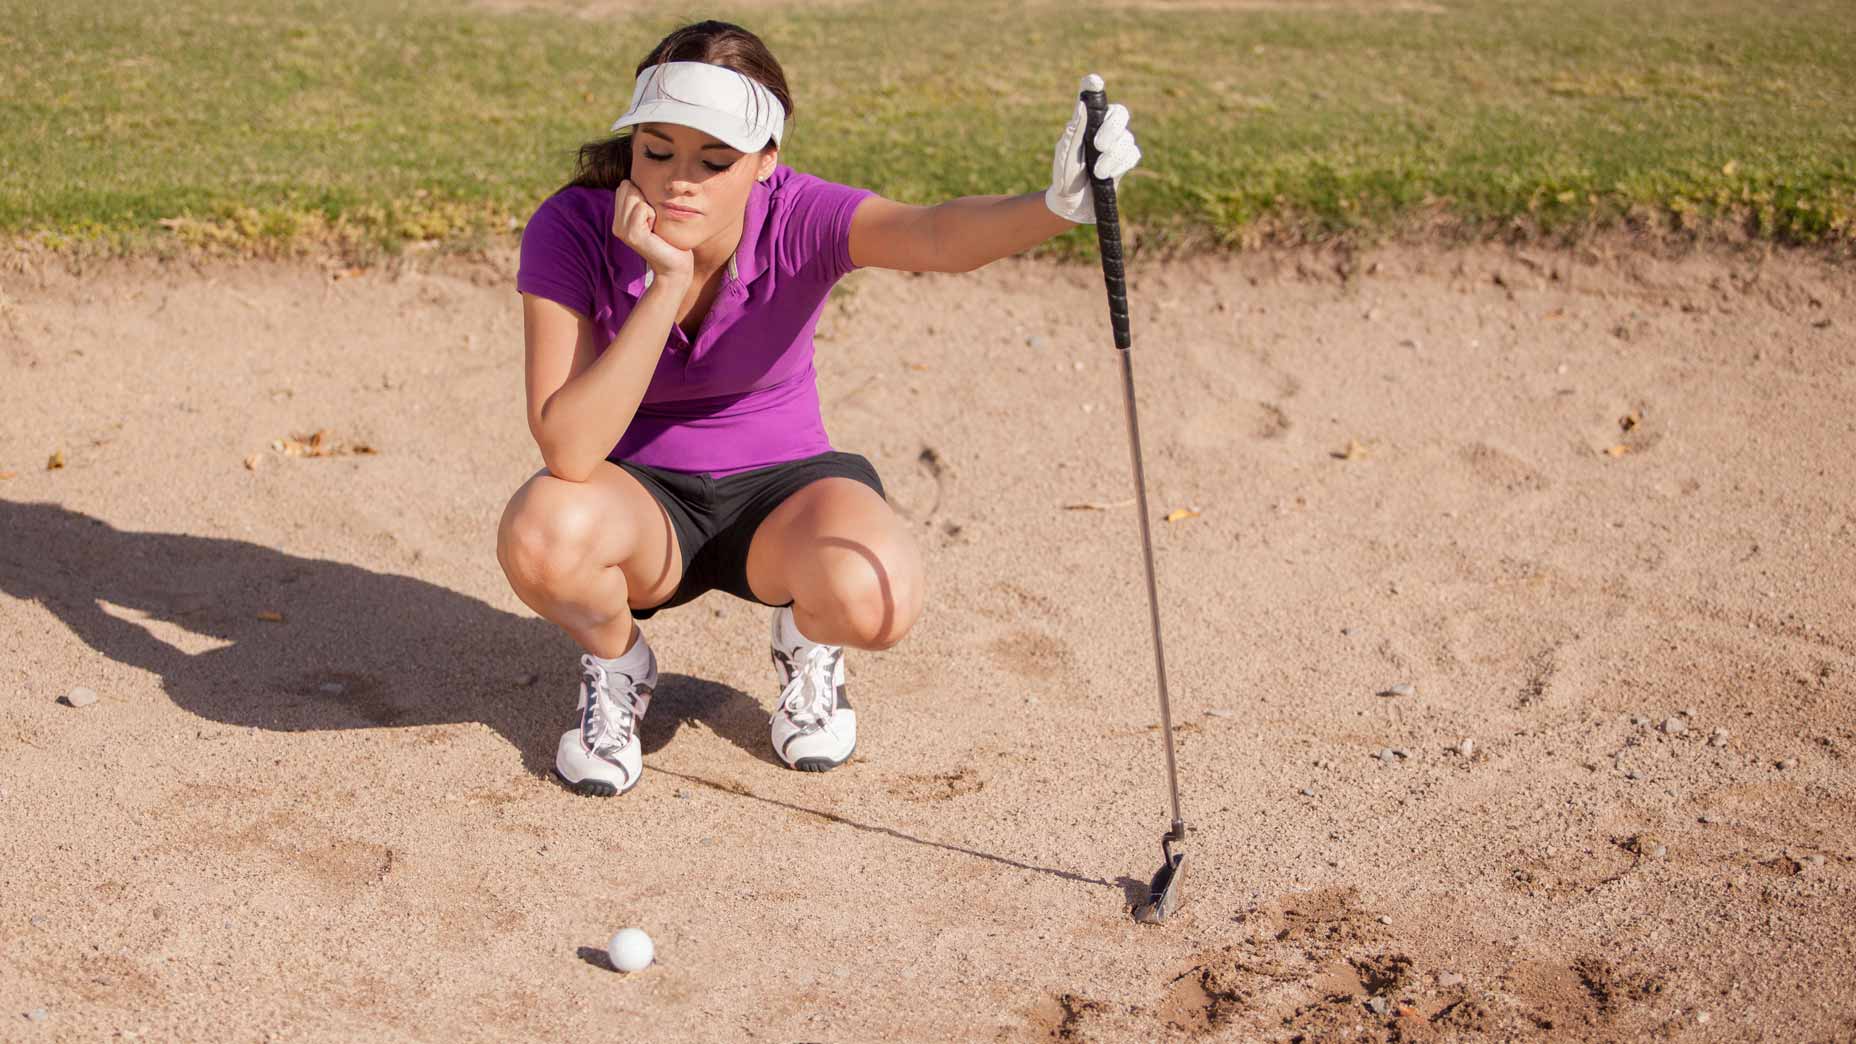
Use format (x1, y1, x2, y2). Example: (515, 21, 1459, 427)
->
(638, 127, 740, 152)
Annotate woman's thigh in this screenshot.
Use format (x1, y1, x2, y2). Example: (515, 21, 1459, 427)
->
(742, 477, 922, 643)
(496, 461, 683, 610)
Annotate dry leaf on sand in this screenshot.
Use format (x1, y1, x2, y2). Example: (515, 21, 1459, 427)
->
(1604, 444, 1630, 457)
(271, 429, 377, 459)
(46, 450, 65, 470)
(255, 610, 285, 623)
(1165, 508, 1201, 522)
(1332, 439, 1366, 461)
(243, 453, 262, 471)
(1063, 499, 1134, 511)
(0, 470, 16, 480)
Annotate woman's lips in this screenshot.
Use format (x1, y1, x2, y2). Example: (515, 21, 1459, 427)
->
(658, 202, 702, 221)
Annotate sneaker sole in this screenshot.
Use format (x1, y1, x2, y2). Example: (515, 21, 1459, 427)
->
(552, 768, 633, 797)
(788, 743, 855, 773)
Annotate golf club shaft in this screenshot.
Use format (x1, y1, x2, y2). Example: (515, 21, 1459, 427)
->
(1081, 87, 1184, 836)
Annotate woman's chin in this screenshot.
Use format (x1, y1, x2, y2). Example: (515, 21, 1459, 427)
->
(655, 223, 707, 252)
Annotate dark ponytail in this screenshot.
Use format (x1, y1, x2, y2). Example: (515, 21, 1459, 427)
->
(564, 20, 794, 192)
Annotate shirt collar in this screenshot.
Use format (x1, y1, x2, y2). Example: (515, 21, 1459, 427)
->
(615, 173, 774, 298)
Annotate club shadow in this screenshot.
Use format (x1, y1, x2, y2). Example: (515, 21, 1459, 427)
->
(0, 499, 748, 779)
(654, 766, 1120, 892)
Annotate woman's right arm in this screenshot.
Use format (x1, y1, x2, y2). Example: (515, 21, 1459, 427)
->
(523, 181, 695, 483)
(521, 279, 686, 483)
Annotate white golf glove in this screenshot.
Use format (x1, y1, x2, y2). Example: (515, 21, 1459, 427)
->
(1045, 73, 1142, 225)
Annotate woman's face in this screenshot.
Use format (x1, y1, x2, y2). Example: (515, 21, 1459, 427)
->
(628, 122, 778, 252)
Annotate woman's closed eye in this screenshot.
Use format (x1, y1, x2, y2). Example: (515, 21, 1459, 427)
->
(640, 148, 734, 173)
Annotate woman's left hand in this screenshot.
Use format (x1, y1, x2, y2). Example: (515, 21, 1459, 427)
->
(1045, 73, 1142, 225)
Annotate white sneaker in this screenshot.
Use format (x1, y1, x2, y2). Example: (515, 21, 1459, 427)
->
(555, 643, 656, 797)
(769, 606, 855, 772)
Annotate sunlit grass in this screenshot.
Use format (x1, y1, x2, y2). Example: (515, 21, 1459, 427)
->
(1, 0, 1851, 256)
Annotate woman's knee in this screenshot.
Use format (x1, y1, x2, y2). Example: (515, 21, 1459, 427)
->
(815, 539, 923, 650)
(496, 477, 612, 591)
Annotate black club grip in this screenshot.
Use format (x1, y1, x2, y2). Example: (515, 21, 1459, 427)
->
(1081, 87, 1131, 351)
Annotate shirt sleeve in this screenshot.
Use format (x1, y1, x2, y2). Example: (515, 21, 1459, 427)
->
(772, 173, 875, 284)
(515, 192, 600, 317)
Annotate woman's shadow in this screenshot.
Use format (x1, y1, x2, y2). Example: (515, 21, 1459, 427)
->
(0, 499, 774, 776)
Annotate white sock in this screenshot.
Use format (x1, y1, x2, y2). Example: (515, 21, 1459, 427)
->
(781, 605, 830, 648)
(591, 627, 653, 678)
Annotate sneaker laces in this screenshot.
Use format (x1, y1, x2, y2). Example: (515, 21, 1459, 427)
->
(580, 654, 638, 750)
(778, 643, 838, 733)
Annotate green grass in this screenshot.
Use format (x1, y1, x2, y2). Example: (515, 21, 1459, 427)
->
(2, 0, 1853, 257)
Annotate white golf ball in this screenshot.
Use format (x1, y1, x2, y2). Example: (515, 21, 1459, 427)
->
(607, 928, 654, 973)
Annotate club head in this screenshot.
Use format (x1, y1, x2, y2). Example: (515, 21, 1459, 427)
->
(1132, 850, 1186, 925)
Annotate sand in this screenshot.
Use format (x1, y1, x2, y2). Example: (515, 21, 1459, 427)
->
(2, 241, 1854, 1041)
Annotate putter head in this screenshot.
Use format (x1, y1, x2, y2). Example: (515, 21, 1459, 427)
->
(1133, 849, 1186, 925)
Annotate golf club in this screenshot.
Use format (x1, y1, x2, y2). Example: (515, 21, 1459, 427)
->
(1080, 82, 1187, 925)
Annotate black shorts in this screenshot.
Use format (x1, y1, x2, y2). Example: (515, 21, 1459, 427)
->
(611, 450, 886, 619)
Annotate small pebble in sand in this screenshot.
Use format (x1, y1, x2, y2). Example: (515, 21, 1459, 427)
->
(1661, 718, 1688, 736)
(1300, 787, 1317, 797)
(1709, 728, 1730, 748)
(1204, 708, 1235, 718)
(515, 673, 539, 687)
(29, 915, 48, 929)
(1438, 971, 1464, 988)
(1456, 738, 1476, 757)
(1027, 335, 1047, 350)
(1380, 682, 1415, 698)
(1648, 843, 1668, 859)
(674, 789, 690, 800)
(1625, 769, 1643, 780)
(1696, 1011, 1711, 1025)
(1377, 748, 1399, 764)
(1698, 814, 1715, 824)
(1806, 854, 1826, 867)
(1377, 915, 1392, 925)
(1629, 715, 1648, 726)
(1680, 707, 1697, 718)
(27, 1009, 47, 1023)
(1777, 757, 1798, 771)
(1391, 747, 1411, 760)
(1341, 627, 1356, 637)
(318, 682, 345, 694)
(61, 687, 98, 708)
(1365, 997, 1389, 1015)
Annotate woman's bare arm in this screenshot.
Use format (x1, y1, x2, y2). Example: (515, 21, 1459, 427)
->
(846, 192, 1073, 274)
(522, 273, 689, 482)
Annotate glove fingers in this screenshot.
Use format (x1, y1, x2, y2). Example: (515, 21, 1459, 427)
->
(1092, 103, 1129, 151)
(1094, 138, 1140, 181)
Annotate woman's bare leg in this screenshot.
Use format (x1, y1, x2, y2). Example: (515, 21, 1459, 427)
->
(743, 478, 923, 650)
(496, 463, 682, 658)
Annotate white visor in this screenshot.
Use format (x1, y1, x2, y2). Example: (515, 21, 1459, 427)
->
(609, 61, 784, 153)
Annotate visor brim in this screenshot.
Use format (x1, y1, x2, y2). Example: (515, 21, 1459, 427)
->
(610, 100, 776, 153)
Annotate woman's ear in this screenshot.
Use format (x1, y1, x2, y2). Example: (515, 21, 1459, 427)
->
(756, 147, 779, 182)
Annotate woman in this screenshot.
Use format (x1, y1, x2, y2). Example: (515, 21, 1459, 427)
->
(498, 20, 1140, 796)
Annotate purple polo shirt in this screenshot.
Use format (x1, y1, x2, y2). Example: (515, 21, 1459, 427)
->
(516, 167, 873, 475)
